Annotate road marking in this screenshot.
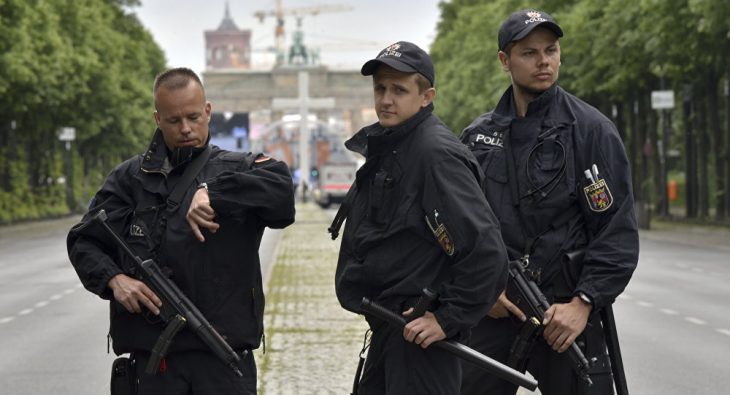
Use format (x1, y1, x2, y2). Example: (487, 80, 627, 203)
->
(1, 285, 83, 325)
(685, 317, 707, 325)
(618, 294, 632, 300)
(637, 300, 654, 308)
(660, 308, 678, 315)
(716, 329, 730, 337)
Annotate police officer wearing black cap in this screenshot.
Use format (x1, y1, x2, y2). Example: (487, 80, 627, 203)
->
(332, 41, 508, 394)
(459, 9, 639, 395)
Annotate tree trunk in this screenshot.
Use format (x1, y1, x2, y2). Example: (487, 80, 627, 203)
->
(626, 99, 641, 201)
(707, 71, 725, 221)
(683, 84, 698, 218)
(696, 91, 710, 219)
(725, 77, 730, 219)
(649, 107, 665, 216)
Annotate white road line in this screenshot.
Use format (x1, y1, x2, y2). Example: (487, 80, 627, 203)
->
(660, 308, 678, 315)
(685, 317, 707, 325)
(50, 294, 63, 301)
(18, 308, 33, 316)
(617, 294, 632, 300)
(35, 301, 49, 308)
(63, 288, 75, 295)
(716, 329, 730, 337)
(0, 317, 15, 324)
(637, 300, 654, 308)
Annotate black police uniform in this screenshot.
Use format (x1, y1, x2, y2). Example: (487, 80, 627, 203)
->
(459, 84, 639, 395)
(67, 129, 295, 394)
(336, 103, 508, 394)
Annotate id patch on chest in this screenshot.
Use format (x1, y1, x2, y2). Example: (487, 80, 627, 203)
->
(583, 179, 613, 212)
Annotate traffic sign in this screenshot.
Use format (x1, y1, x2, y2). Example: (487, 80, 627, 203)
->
(651, 90, 675, 110)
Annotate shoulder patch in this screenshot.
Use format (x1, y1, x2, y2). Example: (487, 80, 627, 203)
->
(583, 179, 613, 212)
(254, 155, 272, 163)
(425, 209, 455, 256)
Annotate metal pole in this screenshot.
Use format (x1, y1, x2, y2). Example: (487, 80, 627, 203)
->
(65, 141, 74, 212)
(660, 108, 670, 217)
(298, 71, 310, 202)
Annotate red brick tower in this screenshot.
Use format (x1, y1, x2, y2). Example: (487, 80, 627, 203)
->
(204, 2, 252, 69)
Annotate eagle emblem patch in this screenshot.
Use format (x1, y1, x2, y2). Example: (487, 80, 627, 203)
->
(583, 179, 613, 212)
(425, 209, 455, 256)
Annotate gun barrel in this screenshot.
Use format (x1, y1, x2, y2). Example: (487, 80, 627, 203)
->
(360, 297, 538, 391)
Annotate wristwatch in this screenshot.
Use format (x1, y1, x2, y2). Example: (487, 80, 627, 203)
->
(577, 291, 593, 306)
(197, 182, 208, 192)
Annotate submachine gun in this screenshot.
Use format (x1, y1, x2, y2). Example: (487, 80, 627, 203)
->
(506, 255, 594, 386)
(360, 289, 538, 392)
(89, 209, 244, 377)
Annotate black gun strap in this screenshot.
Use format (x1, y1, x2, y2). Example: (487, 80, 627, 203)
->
(350, 329, 371, 395)
(166, 145, 212, 210)
(601, 305, 629, 395)
(328, 181, 357, 240)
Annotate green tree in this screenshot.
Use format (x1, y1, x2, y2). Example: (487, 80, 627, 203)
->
(0, 0, 165, 223)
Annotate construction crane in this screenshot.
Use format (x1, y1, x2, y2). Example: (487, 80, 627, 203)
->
(253, 1, 352, 62)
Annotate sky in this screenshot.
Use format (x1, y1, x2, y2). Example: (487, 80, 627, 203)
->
(130, 0, 443, 75)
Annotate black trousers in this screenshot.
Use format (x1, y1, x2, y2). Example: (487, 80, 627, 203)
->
(460, 315, 614, 395)
(133, 349, 256, 395)
(358, 324, 461, 395)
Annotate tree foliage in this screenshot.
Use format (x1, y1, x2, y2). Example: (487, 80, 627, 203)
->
(431, 0, 730, 222)
(0, 0, 165, 223)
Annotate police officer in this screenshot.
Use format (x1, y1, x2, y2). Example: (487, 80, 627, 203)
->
(459, 9, 639, 395)
(332, 41, 508, 394)
(67, 68, 295, 394)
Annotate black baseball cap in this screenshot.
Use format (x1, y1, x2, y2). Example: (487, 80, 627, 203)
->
(361, 41, 435, 86)
(498, 9, 564, 51)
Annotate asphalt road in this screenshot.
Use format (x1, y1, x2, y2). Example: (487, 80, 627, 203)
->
(0, 214, 728, 394)
(0, 215, 280, 395)
(615, 235, 730, 394)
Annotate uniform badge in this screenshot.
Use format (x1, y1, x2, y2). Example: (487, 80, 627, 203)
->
(583, 164, 613, 212)
(425, 209, 455, 256)
(129, 224, 145, 237)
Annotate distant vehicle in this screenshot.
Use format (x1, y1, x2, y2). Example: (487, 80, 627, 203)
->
(314, 161, 357, 208)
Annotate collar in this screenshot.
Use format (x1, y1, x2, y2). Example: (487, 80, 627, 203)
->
(482, 84, 576, 130)
(141, 129, 211, 172)
(345, 103, 434, 156)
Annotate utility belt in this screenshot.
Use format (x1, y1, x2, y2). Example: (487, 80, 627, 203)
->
(111, 348, 250, 395)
